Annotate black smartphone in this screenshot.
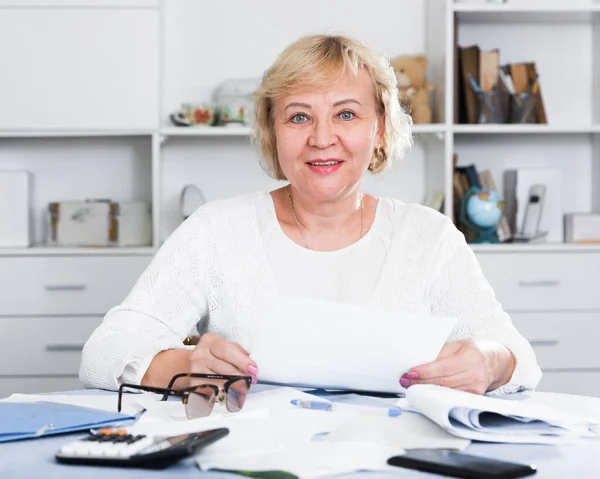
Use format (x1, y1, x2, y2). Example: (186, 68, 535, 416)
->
(387, 449, 537, 479)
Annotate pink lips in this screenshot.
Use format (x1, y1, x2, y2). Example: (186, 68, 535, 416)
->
(306, 159, 344, 175)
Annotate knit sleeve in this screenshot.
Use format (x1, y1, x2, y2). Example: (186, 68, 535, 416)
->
(79, 209, 211, 391)
(429, 218, 542, 395)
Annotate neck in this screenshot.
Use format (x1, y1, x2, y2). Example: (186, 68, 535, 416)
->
(287, 184, 363, 232)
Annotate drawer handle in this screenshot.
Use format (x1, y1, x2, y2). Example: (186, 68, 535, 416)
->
(44, 283, 87, 292)
(518, 280, 560, 288)
(45, 343, 85, 352)
(529, 340, 560, 347)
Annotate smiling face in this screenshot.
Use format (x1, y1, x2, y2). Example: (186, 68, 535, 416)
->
(273, 69, 383, 202)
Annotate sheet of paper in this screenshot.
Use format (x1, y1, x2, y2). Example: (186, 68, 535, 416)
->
(251, 295, 457, 394)
(197, 441, 401, 479)
(1, 393, 145, 416)
(324, 412, 470, 451)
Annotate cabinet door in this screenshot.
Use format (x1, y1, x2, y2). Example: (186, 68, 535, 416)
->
(0, 316, 103, 375)
(476, 252, 600, 311)
(536, 371, 600, 399)
(0, 6, 159, 129)
(0, 376, 83, 399)
(0, 255, 151, 316)
(510, 312, 600, 370)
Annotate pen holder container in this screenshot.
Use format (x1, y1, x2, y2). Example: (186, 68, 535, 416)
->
(509, 92, 538, 124)
(476, 91, 509, 124)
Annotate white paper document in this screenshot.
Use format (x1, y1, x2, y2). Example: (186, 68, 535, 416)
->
(1, 393, 145, 416)
(251, 295, 457, 394)
(405, 384, 600, 444)
(197, 441, 401, 479)
(323, 412, 471, 451)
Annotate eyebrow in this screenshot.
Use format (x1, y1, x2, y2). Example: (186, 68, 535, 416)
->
(283, 98, 362, 111)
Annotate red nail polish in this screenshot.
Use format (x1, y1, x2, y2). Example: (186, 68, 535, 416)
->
(248, 365, 258, 375)
(406, 372, 419, 379)
(400, 378, 410, 388)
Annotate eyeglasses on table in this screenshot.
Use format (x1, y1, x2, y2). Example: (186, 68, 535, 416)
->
(117, 373, 252, 419)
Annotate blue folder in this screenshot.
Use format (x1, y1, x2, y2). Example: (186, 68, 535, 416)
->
(0, 401, 137, 443)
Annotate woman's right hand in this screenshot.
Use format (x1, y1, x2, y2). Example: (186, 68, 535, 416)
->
(190, 333, 258, 384)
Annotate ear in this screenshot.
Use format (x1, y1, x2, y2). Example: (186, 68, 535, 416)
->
(413, 55, 428, 70)
(376, 114, 385, 145)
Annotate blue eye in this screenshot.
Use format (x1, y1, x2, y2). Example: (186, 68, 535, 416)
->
(339, 111, 355, 121)
(291, 113, 308, 123)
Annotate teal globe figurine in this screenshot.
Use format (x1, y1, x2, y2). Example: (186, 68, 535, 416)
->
(459, 187, 505, 243)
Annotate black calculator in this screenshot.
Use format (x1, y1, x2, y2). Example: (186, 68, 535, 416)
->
(55, 427, 229, 469)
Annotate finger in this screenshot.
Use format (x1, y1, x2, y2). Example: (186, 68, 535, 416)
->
(211, 339, 257, 375)
(232, 342, 259, 372)
(436, 340, 464, 359)
(232, 342, 251, 356)
(205, 357, 248, 377)
(205, 363, 255, 392)
(404, 371, 470, 390)
(409, 355, 467, 381)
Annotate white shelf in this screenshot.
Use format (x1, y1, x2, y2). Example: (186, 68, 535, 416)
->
(0, 130, 155, 138)
(471, 243, 600, 253)
(160, 124, 447, 138)
(453, 124, 600, 134)
(160, 127, 253, 137)
(0, 1, 159, 8)
(454, 3, 600, 23)
(0, 246, 157, 257)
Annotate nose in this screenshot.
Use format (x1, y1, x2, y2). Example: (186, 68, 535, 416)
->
(308, 119, 337, 149)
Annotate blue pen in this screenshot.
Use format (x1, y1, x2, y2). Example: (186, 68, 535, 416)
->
(290, 399, 402, 417)
(468, 75, 497, 117)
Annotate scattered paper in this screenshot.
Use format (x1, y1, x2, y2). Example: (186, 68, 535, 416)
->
(197, 441, 401, 479)
(251, 295, 457, 394)
(1, 393, 145, 416)
(323, 412, 471, 451)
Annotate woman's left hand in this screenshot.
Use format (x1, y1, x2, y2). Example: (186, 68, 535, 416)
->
(400, 339, 516, 395)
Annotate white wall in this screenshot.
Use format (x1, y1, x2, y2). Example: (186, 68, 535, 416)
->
(159, 0, 432, 238)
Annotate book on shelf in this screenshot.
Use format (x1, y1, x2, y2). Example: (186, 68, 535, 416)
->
(457, 43, 547, 124)
(452, 159, 512, 242)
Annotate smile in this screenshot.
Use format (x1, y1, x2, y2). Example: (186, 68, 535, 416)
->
(306, 160, 343, 166)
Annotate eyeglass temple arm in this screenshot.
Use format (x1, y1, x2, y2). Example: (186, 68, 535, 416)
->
(118, 383, 181, 409)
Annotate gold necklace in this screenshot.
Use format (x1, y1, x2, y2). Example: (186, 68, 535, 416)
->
(286, 185, 364, 250)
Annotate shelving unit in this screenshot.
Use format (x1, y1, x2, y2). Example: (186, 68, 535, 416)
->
(446, 0, 600, 398)
(1, 0, 600, 397)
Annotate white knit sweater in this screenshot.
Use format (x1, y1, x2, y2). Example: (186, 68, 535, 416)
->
(79, 192, 542, 394)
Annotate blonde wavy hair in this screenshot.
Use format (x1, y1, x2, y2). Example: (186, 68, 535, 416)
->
(252, 34, 413, 181)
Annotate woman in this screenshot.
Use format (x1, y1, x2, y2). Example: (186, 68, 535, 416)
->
(80, 34, 541, 396)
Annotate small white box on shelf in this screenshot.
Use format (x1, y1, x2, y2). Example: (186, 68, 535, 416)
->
(48, 200, 111, 247)
(109, 201, 152, 246)
(564, 213, 600, 244)
(0, 170, 33, 247)
(504, 168, 563, 243)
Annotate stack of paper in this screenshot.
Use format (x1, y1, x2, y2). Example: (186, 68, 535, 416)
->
(251, 295, 457, 394)
(404, 384, 600, 444)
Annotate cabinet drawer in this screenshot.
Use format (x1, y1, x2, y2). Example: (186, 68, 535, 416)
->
(511, 312, 600, 370)
(0, 376, 82, 399)
(476, 252, 600, 311)
(0, 255, 150, 315)
(536, 371, 600, 398)
(0, 316, 102, 375)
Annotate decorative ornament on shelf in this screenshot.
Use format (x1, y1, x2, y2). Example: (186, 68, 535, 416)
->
(390, 54, 434, 124)
(459, 187, 505, 244)
(180, 184, 207, 222)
